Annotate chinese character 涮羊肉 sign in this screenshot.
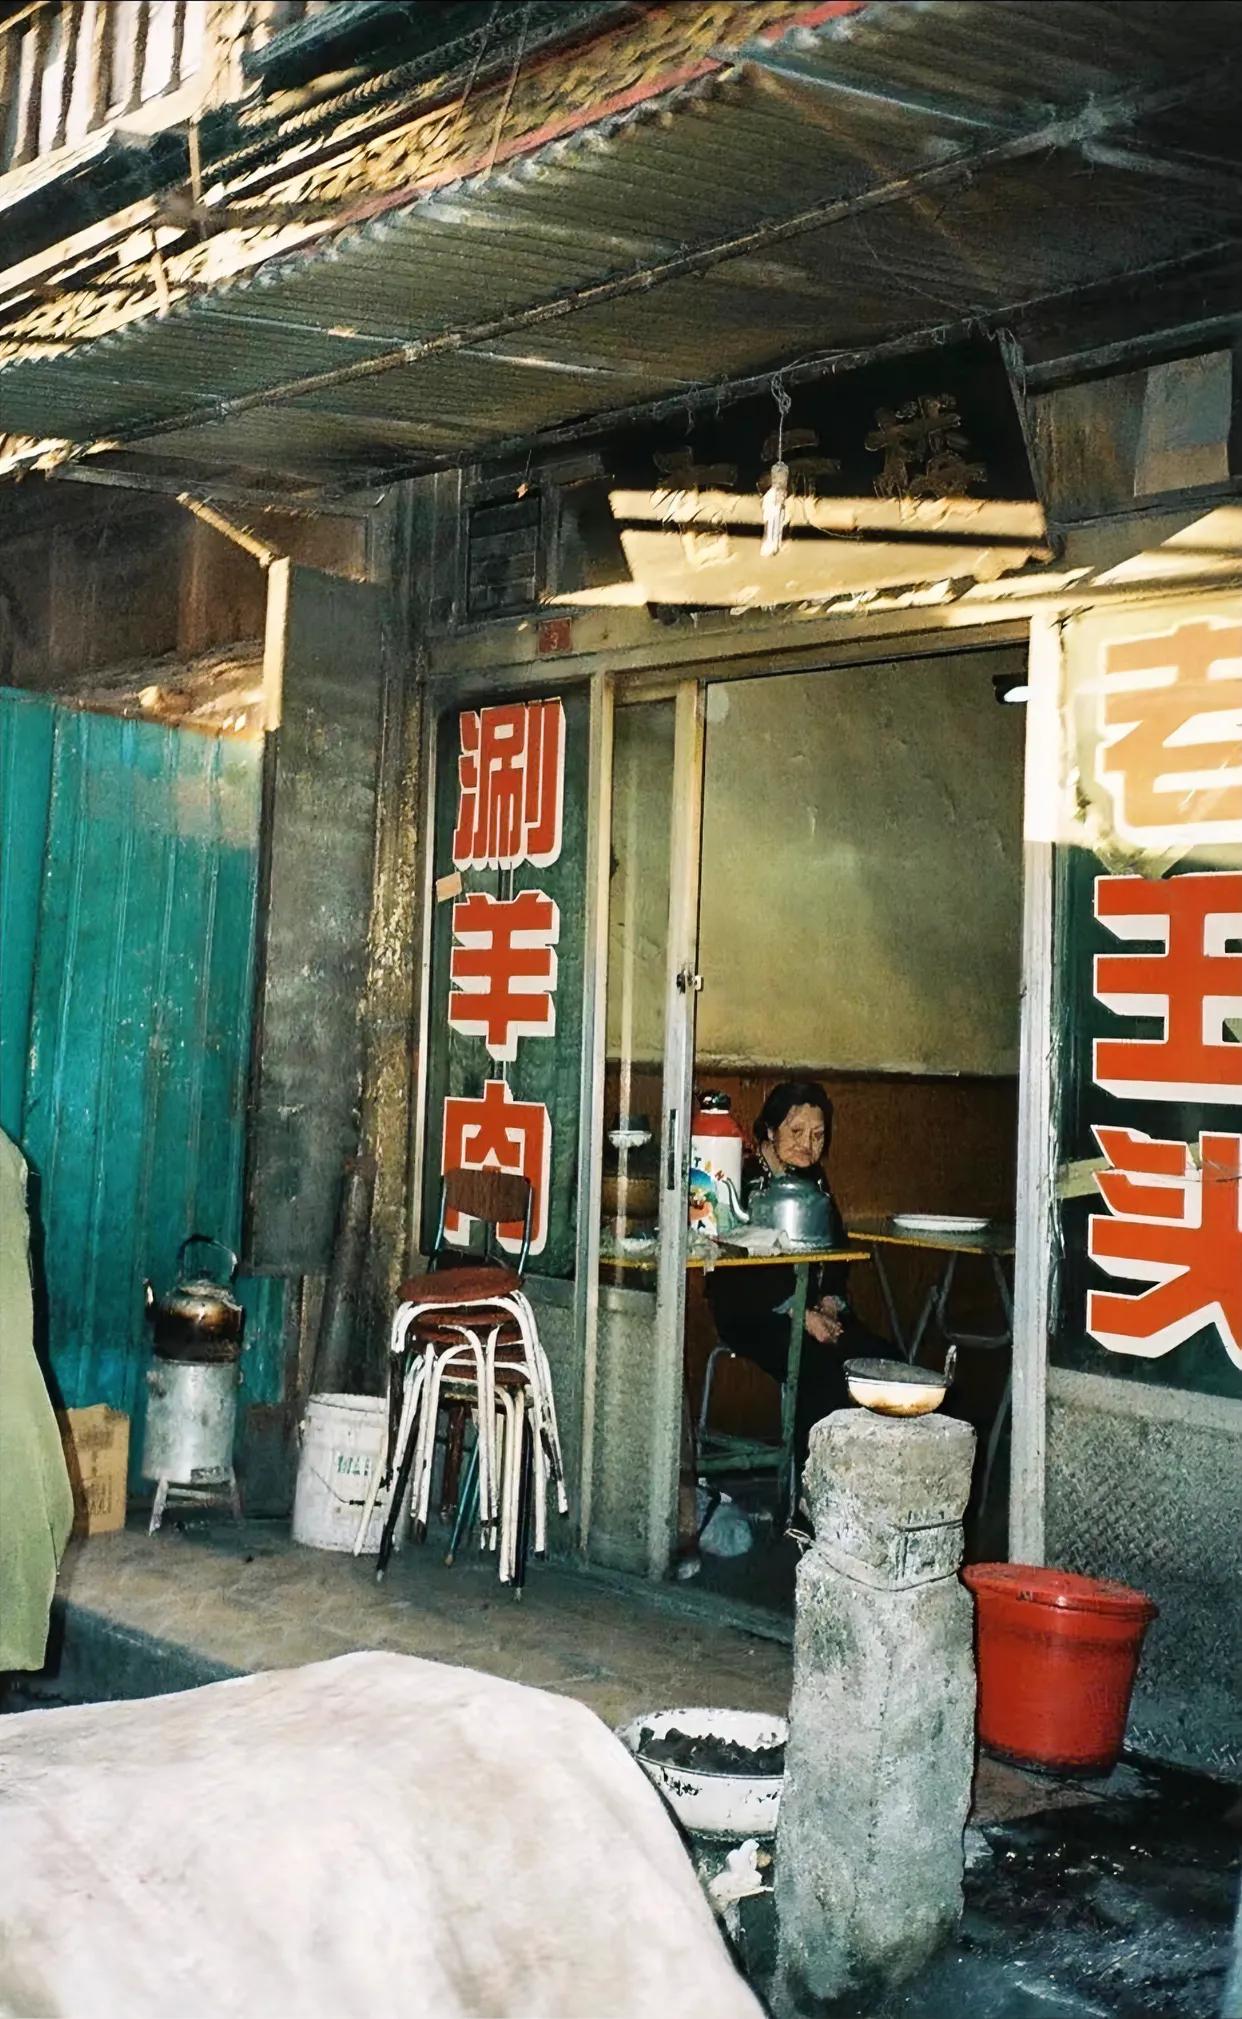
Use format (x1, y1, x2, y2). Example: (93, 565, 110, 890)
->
(427, 695, 584, 1272)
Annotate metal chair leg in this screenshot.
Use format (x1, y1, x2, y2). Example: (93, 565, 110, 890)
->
(500, 1390, 526, 1585)
(440, 1405, 467, 1521)
(376, 1381, 424, 1583)
(513, 1407, 534, 1599)
(490, 1385, 523, 1583)
(698, 1345, 736, 1435)
(497, 1293, 568, 1514)
(445, 1434, 480, 1567)
(355, 1353, 422, 1557)
(980, 1370, 1012, 1516)
(382, 1306, 415, 1481)
(490, 1389, 514, 1558)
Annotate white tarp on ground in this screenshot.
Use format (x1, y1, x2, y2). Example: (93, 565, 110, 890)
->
(0, 1651, 762, 2019)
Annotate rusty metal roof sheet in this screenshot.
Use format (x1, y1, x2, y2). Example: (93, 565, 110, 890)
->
(2, 0, 1241, 491)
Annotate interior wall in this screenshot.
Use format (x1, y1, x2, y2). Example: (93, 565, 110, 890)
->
(606, 646, 1027, 1074)
(699, 647, 1027, 1073)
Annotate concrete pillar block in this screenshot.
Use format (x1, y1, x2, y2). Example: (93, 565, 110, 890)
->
(774, 1409, 976, 2016)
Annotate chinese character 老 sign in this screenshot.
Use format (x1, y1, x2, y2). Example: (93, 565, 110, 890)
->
(424, 693, 586, 1274)
(1054, 597, 1242, 1396)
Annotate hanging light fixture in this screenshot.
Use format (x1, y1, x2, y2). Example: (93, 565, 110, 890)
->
(993, 673, 1030, 705)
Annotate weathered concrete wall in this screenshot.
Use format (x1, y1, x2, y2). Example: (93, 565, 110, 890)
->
(0, 479, 371, 698)
(774, 1410, 976, 2016)
(245, 564, 390, 1275)
(354, 601, 420, 1375)
(587, 1289, 660, 1575)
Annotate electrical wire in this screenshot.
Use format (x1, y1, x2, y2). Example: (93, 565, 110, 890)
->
(485, 1, 532, 178)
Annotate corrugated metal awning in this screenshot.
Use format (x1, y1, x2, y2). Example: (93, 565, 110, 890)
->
(2, 0, 1240, 494)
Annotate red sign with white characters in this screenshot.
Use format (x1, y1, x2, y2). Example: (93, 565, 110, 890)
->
(1093, 873, 1242, 1107)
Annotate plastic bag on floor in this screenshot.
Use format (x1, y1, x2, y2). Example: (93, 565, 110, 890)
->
(698, 1488, 754, 1558)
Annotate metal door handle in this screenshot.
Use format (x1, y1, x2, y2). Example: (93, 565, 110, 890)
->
(676, 969, 703, 993)
(666, 1108, 678, 1191)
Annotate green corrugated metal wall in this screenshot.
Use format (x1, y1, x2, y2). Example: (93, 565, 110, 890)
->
(1, 696, 286, 1479)
(0, 691, 55, 1139)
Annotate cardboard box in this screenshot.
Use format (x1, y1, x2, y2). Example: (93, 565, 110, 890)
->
(62, 1406, 130, 1536)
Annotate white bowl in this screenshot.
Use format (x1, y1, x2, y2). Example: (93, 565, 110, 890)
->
(617, 1707, 787, 1838)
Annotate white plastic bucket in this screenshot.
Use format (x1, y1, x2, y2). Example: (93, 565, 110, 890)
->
(292, 1392, 410, 1555)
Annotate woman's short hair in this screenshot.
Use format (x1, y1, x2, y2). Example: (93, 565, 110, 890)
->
(753, 1080, 834, 1152)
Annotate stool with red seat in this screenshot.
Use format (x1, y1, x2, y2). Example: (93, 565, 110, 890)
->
(366, 1168, 566, 1588)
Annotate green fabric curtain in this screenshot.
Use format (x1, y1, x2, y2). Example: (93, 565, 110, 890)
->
(0, 1126, 72, 1672)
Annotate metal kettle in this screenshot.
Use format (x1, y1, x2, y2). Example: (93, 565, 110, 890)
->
(144, 1235, 243, 1363)
(747, 1170, 838, 1245)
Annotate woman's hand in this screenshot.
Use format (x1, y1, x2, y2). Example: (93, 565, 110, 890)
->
(806, 1307, 844, 1346)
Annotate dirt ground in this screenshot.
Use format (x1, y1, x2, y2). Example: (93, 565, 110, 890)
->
(29, 1518, 1240, 2019)
(46, 1515, 794, 1729)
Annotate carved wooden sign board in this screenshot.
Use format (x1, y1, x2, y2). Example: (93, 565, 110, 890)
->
(557, 335, 1049, 609)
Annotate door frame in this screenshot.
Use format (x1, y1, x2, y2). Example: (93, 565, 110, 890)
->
(573, 670, 614, 1553)
(648, 680, 706, 1577)
(1009, 614, 1059, 1561)
(585, 636, 1045, 1581)
(574, 674, 706, 1577)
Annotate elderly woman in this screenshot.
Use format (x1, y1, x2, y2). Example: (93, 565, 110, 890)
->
(704, 1079, 887, 1471)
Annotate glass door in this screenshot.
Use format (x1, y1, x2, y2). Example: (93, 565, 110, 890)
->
(580, 681, 703, 1577)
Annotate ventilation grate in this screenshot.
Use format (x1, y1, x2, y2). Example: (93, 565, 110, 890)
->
(465, 493, 542, 620)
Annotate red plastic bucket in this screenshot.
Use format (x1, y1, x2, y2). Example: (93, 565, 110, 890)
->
(963, 1563, 1157, 1774)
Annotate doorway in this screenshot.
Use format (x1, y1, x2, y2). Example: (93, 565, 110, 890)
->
(590, 641, 1029, 1606)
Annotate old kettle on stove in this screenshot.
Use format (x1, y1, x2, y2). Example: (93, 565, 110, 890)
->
(144, 1234, 243, 1362)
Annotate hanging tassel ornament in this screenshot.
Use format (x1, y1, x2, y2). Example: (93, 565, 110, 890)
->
(761, 459, 789, 557)
(761, 378, 793, 558)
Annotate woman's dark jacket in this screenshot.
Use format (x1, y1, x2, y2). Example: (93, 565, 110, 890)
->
(704, 1158, 852, 1377)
